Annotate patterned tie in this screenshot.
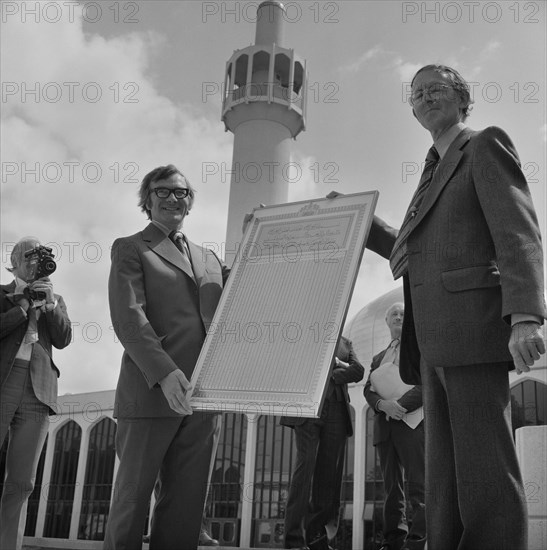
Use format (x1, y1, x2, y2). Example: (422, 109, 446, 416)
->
(23, 305, 39, 344)
(169, 231, 195, 279)
(381, 338, 400, 366)
(389, 146, 440, 280)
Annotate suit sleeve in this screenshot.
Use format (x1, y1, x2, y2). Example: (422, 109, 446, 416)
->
(108, 238, 179, 388)
(44, 294, 72, 349)
(397, 385, 423, 412)
(210, 248, 231, 285)
(363, 353, 384, 412)
(0, 304, 27, 340)
(472, 127, 546, 322)
(366, 215, 398, 260)
(332, 339, 364, 384)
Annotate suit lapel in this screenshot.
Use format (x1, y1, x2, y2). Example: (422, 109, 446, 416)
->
(2, 281, 17, 306)
(372, 348, 388, 371)
(412, 127, 474, 231)
(186, 240, 206, 284)
(142, 224, 196, 283)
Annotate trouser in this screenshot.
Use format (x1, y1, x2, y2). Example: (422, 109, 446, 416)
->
(421, 360, 527, 550)
(0, 361, 49, 550)
(103, 412, 220, 550)
(284, 400, 348, 549)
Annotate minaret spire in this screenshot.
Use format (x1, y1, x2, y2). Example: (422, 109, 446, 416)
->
(222, 0, 307, 265)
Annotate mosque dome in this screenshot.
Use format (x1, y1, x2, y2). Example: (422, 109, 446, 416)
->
(344, 286, 403, 368)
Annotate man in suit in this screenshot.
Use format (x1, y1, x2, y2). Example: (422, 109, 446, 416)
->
(103, 165, 229, 550)
(364, 303, 425, 550)
(282, 336, 364, 550)
(1, 236, 72, 550)
(366, 64, 546, 550)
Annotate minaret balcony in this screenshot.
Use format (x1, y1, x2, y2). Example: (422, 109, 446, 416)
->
(223, 82, 304, 114)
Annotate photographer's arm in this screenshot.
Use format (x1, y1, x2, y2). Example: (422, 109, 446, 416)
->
(44, 295, 72, 349)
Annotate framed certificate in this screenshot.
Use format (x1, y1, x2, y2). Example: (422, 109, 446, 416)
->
(189, 191, 378, 417)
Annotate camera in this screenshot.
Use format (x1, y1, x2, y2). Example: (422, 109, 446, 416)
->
(24, 245, 57, 300)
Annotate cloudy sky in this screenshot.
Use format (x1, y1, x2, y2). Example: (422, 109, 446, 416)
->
(1, 0, 545, 394)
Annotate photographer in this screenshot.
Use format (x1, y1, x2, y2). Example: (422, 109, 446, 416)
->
(0, 236, 72, 550)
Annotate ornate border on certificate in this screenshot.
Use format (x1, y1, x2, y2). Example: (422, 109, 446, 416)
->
(189, 191, 378, 417)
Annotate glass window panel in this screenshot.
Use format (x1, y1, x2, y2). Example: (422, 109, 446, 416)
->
(44, 421, 82, 538)
(78, 418, 116, 540)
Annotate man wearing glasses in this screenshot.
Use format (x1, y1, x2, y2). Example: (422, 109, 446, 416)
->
(104, 165, 229, 550)
(367, 65, 545, 550)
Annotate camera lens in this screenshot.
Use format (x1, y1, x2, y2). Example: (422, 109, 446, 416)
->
(44, 259, 57, 275)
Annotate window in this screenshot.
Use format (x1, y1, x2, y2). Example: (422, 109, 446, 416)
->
(511, 380, 547, 434)
(44, 421, 81, 538)
(78, 418, 116, 540)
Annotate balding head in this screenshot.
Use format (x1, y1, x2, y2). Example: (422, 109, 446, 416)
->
(385, 302, 404, 339)
(8, 236, 41, 280)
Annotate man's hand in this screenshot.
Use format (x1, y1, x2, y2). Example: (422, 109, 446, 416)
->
(13, 295, 30, 312)
(159, 370, 193, 415)
(378, 399, 407, 421)
(509, 321, 545, 374)
(29, 277, 55, 304)
(242, 203, 266, 234)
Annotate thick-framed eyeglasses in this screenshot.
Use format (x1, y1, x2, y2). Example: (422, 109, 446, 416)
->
(409, 84, 456, 106)
(150, 187, 190, 199)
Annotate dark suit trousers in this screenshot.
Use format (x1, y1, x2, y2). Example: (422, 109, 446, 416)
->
(103, 411, 220, 550)
(421, 360, 527, 550)
(284, 400, 347, 549)
(377, 420, 425, 547)
(0, 362, 49, 550)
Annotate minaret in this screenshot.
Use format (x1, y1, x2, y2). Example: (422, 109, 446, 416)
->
(222, 0, 307, 264)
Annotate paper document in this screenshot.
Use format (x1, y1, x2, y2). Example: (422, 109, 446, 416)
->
(370, 361, 423, 429)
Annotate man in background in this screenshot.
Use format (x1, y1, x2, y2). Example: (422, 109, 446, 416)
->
(1, 236, 72, 550)
(364, 303, 425, 550)
(282, 336, 364, 550)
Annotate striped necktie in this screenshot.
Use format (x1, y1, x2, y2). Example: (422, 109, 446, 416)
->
(389, 146, 439, 280)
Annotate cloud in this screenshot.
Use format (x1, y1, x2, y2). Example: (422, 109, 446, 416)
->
(392, 58, 423, 83)
(467, 40, 502, 78)
(339, 44, 384, 75)
(1, 4, 232, 393)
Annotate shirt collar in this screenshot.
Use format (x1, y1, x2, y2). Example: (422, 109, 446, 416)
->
(434, 122, 467, 159)
(14, 276, 28, 293)
(151, 220, 181, 237)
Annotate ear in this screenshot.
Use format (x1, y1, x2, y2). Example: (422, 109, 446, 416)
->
(145, 195, 153, 211)
(456, 98, 469, 122)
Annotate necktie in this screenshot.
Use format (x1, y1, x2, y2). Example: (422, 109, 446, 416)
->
(169, 231, 195, 280)
(23, 306, 39, 344)
(381, 338, 400, 366)
(389, 146, 440, 280)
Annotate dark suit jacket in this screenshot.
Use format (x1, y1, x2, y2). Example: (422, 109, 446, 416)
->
(108, 223, 230, 418)
(1, 281, 72, 412)
(368, 126, 546, 384)
(363, 346, 422, 445)
(280, 336, 364, 436)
